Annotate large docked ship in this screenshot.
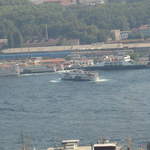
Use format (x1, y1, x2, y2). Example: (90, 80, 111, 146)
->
(61, 69, 99, 81)
(82, 55, 150, 71)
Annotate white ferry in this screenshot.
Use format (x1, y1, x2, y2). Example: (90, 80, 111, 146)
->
(47, 139, 122, 150)
(61, 69, 99, 81)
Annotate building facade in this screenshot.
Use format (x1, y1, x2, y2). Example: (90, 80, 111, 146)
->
(31, 0, 77, 5)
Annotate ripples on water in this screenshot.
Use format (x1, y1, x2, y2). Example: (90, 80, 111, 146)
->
(0, 69, 150, 150)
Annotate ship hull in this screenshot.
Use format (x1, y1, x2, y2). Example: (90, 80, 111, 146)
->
(82, 65, 150, 71)
(0, 69, 18, 77)
(62, 74, 93, 81)
(0, 73, 18, 77)
(20, 66, 55, 74)
(20, 69, 54, 74)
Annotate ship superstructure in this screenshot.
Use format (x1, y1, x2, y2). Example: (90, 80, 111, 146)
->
(82, 55, 150, 70)
(47, 139, 122, 150)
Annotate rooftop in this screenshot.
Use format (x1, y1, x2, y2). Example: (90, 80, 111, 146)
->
(47, 140, 120, 150)
(62, 140, 80, 144)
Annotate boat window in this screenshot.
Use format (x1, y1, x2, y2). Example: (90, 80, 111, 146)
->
(94, 146, 116, 150)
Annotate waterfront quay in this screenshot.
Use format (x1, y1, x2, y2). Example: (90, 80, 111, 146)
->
(0, 41, 150, 74)
(2, 42, 150, 54)
(0, 41, 150, 60)
(1, 41, 150, 61)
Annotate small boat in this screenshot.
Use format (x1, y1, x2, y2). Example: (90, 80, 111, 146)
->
(61, 69, 99, 81)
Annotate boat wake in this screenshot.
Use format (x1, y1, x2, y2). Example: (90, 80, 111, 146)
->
(49, 78, 61, 83)
(95, 78, 109, 82)
(49, 77, 109, 83)
(20, 73, 33, 76)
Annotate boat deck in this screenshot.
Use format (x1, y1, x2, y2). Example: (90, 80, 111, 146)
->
(48, 146, 92, 150)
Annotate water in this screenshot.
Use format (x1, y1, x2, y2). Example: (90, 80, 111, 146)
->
(0, 69, 150, 150)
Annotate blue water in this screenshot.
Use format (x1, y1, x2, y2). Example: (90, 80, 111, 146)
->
(0, 69, 150, 150)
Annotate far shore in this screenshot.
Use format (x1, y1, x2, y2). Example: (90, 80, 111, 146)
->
(2, 42, 150, 54)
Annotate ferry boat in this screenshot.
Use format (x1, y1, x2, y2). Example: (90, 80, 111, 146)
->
(47, 139, 122, 150)
(61, 69, 99, 81)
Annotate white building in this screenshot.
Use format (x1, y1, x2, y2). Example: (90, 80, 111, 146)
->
(79, 0, 105, 5)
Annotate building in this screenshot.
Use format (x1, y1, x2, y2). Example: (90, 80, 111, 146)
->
(111, 30, 130, 41)
(70, 58, 94, 66)
(0, 39, 8, 49)
(78, 0, 105, 5)
(44, 0, 77, 5)
(31, 0, 77, 5)
(32, 0, 105, 5)
(120, 31, 129, 40)
(111, 30, 121, 41)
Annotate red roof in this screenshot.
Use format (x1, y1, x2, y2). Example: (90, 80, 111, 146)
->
(39, 58, 66, 63)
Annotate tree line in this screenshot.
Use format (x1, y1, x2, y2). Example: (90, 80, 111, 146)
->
(0, 0, 150, 48)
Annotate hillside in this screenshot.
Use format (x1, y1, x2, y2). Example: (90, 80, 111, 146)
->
(0, 0, 150, 48)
